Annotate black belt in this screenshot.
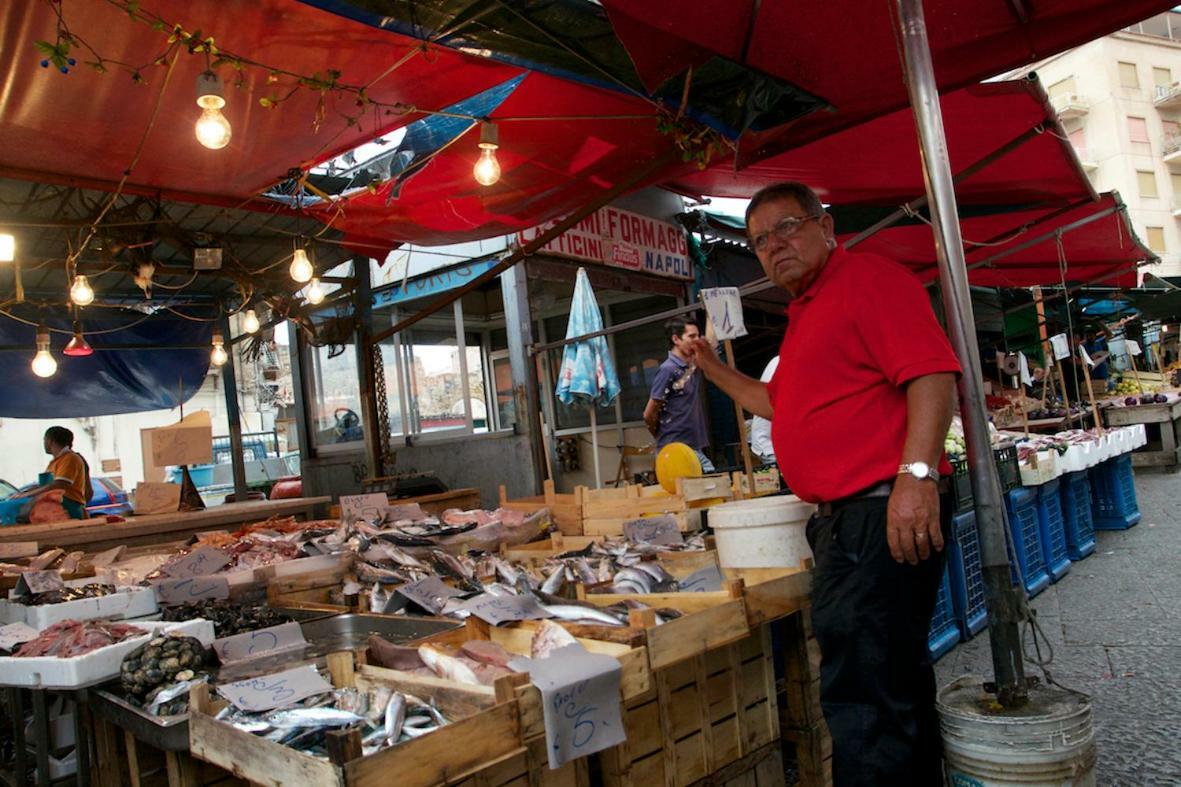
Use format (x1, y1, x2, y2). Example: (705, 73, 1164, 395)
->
(816, 478, 951, 517)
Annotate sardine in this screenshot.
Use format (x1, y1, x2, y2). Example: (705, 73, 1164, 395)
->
(384, 692, 406, 745)
(264, 708, 364, 729)
(572, 558, 599, 586)
(418, 644, 481, 685)
(541, 604, 626, 626)
(541, 564, 566, 595)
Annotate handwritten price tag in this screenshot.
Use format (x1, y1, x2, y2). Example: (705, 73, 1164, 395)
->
(678, 564, 723, 592)
(213, 622, 306, 664)
(700, 287, 748, 341)
(164, 546, 231, 580)
(622, 515, 683, 546)
(340, 493, 389, 524)
(397, 576, 465, 615)
(15, 570, 64, 597)
(216, 664, 333, 712)
(1050, 333, 1071, 361)
(460, 592, 548, 625)
(508, 644, 626, 768)
(153, 575, 230, 606)
(0, 622, 39, 651)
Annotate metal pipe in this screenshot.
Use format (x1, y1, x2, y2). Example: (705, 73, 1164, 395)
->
(897, 0, 1027, 707)
(219, 313, 250, 502)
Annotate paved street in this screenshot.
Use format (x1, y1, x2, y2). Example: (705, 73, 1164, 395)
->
(936, 468, 1181, 785)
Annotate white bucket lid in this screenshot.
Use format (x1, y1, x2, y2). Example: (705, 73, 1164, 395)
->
(709, 495, 817, 529)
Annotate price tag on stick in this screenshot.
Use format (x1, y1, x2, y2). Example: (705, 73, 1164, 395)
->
(15, 570, 64, 598)
(700, 287, 748, 341)
(460, 593, 548, 625)
(340, 493, 389, 524)
(1050, 333, 1071, 361)
(217, 664, 333, 712)
(1128, 340, 1143, 357)
(396, 576, 465, 615)
(164, 546, 231, 579)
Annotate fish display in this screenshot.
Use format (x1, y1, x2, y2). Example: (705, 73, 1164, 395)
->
(14, 620, 146, 658)
(15, 582, 118, 606)
(161, 601, 294, 637)
(121, 634, 211, 715)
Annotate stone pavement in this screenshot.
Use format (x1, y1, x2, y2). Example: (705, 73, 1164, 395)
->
(935, 468, 1181, 786)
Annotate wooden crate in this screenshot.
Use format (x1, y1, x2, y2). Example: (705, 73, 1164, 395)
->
(692, 742, 785, 787)
(451, 737, 589, 787)
(722, 565, 812, 628)
(776, 611, 831, 787)
(580, 484, 692, 537)
(598, 625, 779, 787)
(189, 653, 526, 787)
(328, 487, 482, 519)
(500, 481, 582, 536)
(266, 558, 357, 612)
(501, 533, 718, 579)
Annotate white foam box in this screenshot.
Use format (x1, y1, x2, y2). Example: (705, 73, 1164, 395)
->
(0, 618, 214, 689)
(1019, 450, 1059, 486)
(4, 581, 158, 628)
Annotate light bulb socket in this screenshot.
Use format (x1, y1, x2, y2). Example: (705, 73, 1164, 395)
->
(212, 331, 224, 346)
(35, 326, 50, 348)
(196, 71, 226, 109)
(478, 121, 499, 149)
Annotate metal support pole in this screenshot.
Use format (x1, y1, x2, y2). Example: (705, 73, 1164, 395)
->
(219, 314, 249, 502)
(351, 256, 384, 481)
(897, 0, 1028, 707)
(501, 263, 545, 493)
(288, 324, 312, 467)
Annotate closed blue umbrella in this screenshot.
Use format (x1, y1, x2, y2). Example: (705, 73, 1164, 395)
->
(555, 268, 620, 487)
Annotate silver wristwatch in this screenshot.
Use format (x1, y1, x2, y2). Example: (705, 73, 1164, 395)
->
(898, 461, 939, 482)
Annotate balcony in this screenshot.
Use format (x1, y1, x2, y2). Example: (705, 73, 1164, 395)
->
(1051, 93, 1090, 119)
(1173, 196, 1181, 217)
(1164, 135, 1181, 165)
(1155, 83, 1181, 109)
(1072, 147, 1098, 172)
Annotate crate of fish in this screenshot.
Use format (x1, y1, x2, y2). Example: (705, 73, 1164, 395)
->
(188, 653, 527, 787)
(945, 510, 988, 639)
(579, 484, 693, 538)
(927, 567, 960, 662)
(597, 624, 779, 787)
(1059, 470, 1096, 560)
(499, 480, 584, 536)
(452, 736, 590, 787)
(1034, 479, 1072, 582)
(3, 579, 158, 628)
(1089, 454, 1141, 531)
(1004, 487, 1051, 598)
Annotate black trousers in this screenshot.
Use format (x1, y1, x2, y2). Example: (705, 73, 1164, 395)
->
(805, 495, 951, 786)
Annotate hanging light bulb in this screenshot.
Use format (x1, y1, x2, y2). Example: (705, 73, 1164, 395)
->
(70, 275, 95, 306)
(63, 321, 93, 357)
(305, 277, 325, 305)
(473, 122, 501, 186)
(290, 246, 314, 283)
(31, 326, 56, 378)
(242, 308, 260, 334)
(194, 71, 232, 150)
(210, 331, 228, 367)
(0, 233, 13, 262)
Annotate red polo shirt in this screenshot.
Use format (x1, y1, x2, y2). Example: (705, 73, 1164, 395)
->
(767, 246, 961, 503)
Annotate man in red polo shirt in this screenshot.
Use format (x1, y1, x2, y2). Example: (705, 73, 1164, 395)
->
(688, 182, 960, 785)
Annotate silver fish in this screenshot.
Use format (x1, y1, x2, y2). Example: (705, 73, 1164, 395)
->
(573, 558, 599, 585)
(384, 692, 406, 745)
(264, 708, 364, 729)
(541, 564, 566, 595)
(541, 603, 626, 626)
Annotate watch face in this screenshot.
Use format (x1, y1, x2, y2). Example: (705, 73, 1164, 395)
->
(910, 461, 931, 478)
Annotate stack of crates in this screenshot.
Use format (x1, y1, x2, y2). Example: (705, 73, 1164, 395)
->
(1059, 470, 1096, 559)
(994, 444, 1021, 493)
(946, 509, 988, 639)
(928, 566, 961, 662)
(1034, 478, 1072, 582)
(1090, 454, 1141, 530)
(1005, 487, 1051, 598)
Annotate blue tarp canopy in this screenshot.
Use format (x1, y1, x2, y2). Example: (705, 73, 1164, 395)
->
(0, 313, 212, 418)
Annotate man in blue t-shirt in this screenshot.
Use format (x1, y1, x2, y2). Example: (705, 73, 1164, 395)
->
(643, 318, 714, 472)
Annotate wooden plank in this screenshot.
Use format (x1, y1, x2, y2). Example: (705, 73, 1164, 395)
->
(723, 568, 812, 627)
(189, 706, 342, 787)
(355, 665, 496, 718)
(583, 512, 691, 537)
(1131, 447, 1181, 467)
(582, 497, 689, 519)
(675, 475, 736, 504)
(643, 600, 751, 670)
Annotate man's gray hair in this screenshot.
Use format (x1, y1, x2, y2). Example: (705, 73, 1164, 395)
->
(745, 182, 826, 232)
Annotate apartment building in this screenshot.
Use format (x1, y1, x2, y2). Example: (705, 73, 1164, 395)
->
(1002, 10, 1181, 279)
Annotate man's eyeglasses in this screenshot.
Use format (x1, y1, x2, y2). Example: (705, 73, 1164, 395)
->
(750, 214, 821, 253)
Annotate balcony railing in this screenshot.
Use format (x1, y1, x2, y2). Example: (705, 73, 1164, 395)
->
(1155, 83, 1181, 108)
(1050, 93, 1090, 118)
(1164, 135, 1181, 163)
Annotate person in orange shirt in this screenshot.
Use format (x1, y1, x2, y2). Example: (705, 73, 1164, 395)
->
(25, 426, 92, 519)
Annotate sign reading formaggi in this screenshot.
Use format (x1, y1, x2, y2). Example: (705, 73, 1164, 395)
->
(518, 207, 692, 280)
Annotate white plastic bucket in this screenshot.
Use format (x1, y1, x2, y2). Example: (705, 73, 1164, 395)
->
(939, 676, 1096, 786)
(708, 495, 816, 568)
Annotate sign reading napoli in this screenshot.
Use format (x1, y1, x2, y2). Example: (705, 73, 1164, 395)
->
(518, 207, 692, 280)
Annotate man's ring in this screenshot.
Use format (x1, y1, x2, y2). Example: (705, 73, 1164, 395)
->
(915, 532, 927, 540)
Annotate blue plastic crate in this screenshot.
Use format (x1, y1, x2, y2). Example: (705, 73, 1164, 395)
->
(946, 509, 988, 639)
(1060, 470, 1096, 560)
(1005, 487, 1051, 598)
(1035, 479, 1072, 582)
(1090, 454, 1141, 530)
(928, 566, 961, 662)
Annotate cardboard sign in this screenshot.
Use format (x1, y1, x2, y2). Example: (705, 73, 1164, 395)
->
(0, 543, 40, 560)
(1018, 352, 1034, 386)
(396, 576, 465, 615)
(460, 593, 548, 625)
(217, 664, 334, 712)
(163, 546, 231, 580)
(149, 411, 214, 467)
(339, 493, 389, 524)
(0, 622, 40, 651)
(621, 516, 683, 547)
(700, 287, 748, 341)
(214, 622, 307, 664)
(15, 570, 64, 597)
(508, 644, 626, 769)
(153, 575, 230, 606)
(678, 564, 724, 593)
(1128, 340, 1143, 357)
(1050, 333, 1071, 361)
(134, 482, 182, 515)
(1078, 344, 1095, 368)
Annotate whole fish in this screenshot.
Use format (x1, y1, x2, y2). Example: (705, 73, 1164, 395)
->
(541, 564, 566, 595)
(264, 707, 364, 729)
(418, 644, 481, 685)
(384, 692, 407, 745)
(356, 562, 412, 584)
(572, 558, 599, 586)
(541, 604, 626, 626)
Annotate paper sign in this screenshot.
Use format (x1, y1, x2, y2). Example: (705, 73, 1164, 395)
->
(15, 570, 64, 597)
(217, 664, 334, 712)
(700, 287, 748, 341)
(163, 546, 231, 580)
(396, 576, 465, 615)
(0, 543, 39, 560)
(89, 546, 126, 567)
(622, 515, 684, 546)
(134, 482, 182, 515)
(149, 411, 214, 466)
(214, 622, 307, 664)
(0, 622, 40, 651)
(339, 493, 389, 524)
(1078, 344, 1095, 367)
(1018, 352, 1034, 386)
(1128, 340, 1143, 357)
(678, 564, 724, 593)
(1051, 333, 1075, 362)
(508, 644, 626, 769)
(153, 575, 230, 606)
(460, 592, 548, 625)
(386, 503, 425, 522)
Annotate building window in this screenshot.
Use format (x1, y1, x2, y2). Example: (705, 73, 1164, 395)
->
(307, 332, 365, 449)
(1138, 170, 1159, 198)
(1119, 62, 1140, 89)
(1154, 67, 1173, 88)
(1128, 116, 1151, 152)
(1146, 226, 1166, 253)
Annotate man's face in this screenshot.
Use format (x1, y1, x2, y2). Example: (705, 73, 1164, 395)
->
(748, 196, 835, 296)
(43, 436, 52, 455)
(672, 323, 700, 352)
